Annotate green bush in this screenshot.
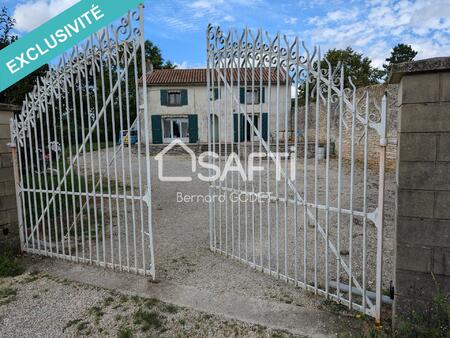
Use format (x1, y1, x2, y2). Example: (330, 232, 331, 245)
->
(0, 255, 24, 277)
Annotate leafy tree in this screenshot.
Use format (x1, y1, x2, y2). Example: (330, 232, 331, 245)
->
(382, 43, 417, 76)
(321, 47, 383, 87)
(0, 6, 48, 105)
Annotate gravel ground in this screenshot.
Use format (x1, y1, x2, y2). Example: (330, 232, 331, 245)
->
(76, 148, 394, 315)
(0, 271, 306, 338)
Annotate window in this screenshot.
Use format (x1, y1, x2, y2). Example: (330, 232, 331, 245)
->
(245, 88, 259, 104)
(209, 88, 220, 101)
(168, 91, 181, 106)
(162, 117, 189, 142)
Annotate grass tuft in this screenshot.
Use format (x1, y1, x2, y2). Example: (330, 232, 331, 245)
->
(0, 255, 24, 277)
(117, 326, 134, 338)
(133, 308, 164, 332)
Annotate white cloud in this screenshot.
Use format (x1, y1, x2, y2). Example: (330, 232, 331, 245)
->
(284, 17, 298, 25)
(13, 0, 80, 32)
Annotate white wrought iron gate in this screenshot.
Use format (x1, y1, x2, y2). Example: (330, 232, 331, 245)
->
(10, 6, 155, 278)
(206, 25, 390, 322)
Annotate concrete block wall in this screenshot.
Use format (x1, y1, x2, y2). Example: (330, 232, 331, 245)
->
(0, 104, 20, 256)
(390, 58, 450, 318)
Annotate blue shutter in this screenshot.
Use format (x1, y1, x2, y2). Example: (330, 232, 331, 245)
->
(240, 87, 245, 104)
(181, 89, 188, 105)
(188, 114, 198, 143)
(233, 113, 245, 142)
(261, 87, 265, 103)
(214, 88, 219, 100)
(160, 90, 168, 106)
(151, 115, 162, 144)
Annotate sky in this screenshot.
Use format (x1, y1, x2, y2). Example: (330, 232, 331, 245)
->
(2, 0, 450, 69)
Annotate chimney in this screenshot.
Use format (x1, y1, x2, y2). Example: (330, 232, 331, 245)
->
(146, 60, 154, 74)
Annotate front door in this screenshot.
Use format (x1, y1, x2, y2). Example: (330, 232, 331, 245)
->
(163, 117, 189, 143)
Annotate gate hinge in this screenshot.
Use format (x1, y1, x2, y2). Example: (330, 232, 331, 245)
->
(143, 188, 151, 206)
(367, 208, 378, 226)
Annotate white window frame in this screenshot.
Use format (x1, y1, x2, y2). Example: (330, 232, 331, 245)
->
(162, 117, 189, 143)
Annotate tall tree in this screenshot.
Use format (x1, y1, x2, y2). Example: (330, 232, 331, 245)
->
(383, 43, 417, 76)
(321, 47, 383, 87)
(0, 6, 48, 105)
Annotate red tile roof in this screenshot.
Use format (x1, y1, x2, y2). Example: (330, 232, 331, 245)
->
(140, 68, 287, 86)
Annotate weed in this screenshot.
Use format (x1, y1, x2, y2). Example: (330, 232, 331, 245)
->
(63, 319, 82, 332)
(0, 287, 17, 299)
(89, 305, 104, 324)
(144, 298, 159, 308)
(133, 308, 164, 331)
(117, 326, 133, 338)
(163, 303, 179, 314)
(76, 321, 89, 333)
(0, 256, 24, 277)
(103, 296, 114, 307)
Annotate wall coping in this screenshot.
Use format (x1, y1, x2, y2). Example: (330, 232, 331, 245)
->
(389, 56, 450, 84)
(0, 103, 20, 112)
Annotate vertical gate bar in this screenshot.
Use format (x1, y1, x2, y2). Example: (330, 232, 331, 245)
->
(206, 29, 213, 251)
(10, 123, 25, 252)
(258, 30, 263, 270)
(275, 33, 280, 278)
(24, 99, 37, 251)
(229, 32, 235, 256)
(89, 48, 101, 264)
(139, 4, 155, 277)
(115, 38, 130, 270)
(40, 79, 54, 256)
(293, 38, 299, 284)
(15, 123, 28, 250)
(83, 54, 95, 263)
(215, 55, 220, 254)
(303, 60, 310, 289)
(325, 60, 332, 298)
(92, 36, 107, 266)
(362, 91, 369, 313)
(57, 66, 69, 257)
(237, 34, 241, 260)
(313, 48, 321, 293)
(101, 32, 115, 269)
(105, 30, 122, 269)
(251, 31, 256, 267)
(33, 83, 47, 254)
(75, 47, 88, 260)
(348, 81, 357, 308)
(224, 44, 228, 258)
(375, 94, 387, 323)
(68, 61, 83, 261)
(44, 72, 59, 257)
(49, 70, 63, 257)
(124, 42, 139, 272)
(266, 35, 272, 273)
(283, 36, 289, 278)
(133, 44, 146, 273)
(244, 27, 249, 263)
(336, 64, 344, 302)
(212, 54, 218, 253)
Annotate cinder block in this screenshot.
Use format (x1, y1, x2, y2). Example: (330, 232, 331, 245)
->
(400, 103, 450, 132)
(433, 247, 450, 275)
(0, 181, 16, 196)
(0, 153, 12, 168)
(398, 190, 434, 218)
(402, 73, 440, 104)
(399, 133, 437, 161)
(396, 244, 432, 272)
(0, 125, 10, 138)
(397, 217, 450, 247)
(435, 191, 450, 219)
(399, 162, 450, 190)
(0, 112, 13, 125)
(441, 72, 450, 102)
(438, 133, 450, 161)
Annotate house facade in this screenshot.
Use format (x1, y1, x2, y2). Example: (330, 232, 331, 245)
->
(139, 68, 289, 145)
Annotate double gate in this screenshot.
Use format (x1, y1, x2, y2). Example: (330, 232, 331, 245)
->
(10, 6, 155, 278)
(206, 25, 390, 322)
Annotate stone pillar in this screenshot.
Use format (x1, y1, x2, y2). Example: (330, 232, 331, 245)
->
(390, 58, 450, 319)
(0, 103, 21, 256)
